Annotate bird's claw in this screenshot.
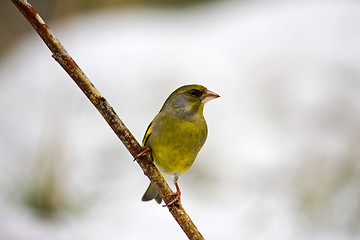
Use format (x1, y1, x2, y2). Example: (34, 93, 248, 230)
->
(134, 147, 151, 161)
(162, 191, 181, 207)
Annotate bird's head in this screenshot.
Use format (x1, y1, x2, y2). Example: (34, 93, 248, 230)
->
(161, 84, 220, 119)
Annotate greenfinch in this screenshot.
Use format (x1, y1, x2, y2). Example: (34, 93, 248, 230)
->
(140, 84, 219, 205)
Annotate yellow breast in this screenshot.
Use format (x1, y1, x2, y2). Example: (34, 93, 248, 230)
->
(146, 112, 207, 175)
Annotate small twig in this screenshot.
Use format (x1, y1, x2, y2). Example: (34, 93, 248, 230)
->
(10, 0, 204, 239)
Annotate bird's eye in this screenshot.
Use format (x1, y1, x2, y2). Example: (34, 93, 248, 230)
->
(189, 89, 201, 97)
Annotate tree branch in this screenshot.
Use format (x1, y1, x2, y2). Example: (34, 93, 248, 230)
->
(10, 0, 204, 239)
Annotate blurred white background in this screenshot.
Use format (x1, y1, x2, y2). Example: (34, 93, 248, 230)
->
(1, 0, 360, 239)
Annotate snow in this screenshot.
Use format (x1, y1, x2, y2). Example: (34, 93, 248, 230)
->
(1, 0, 360, 239)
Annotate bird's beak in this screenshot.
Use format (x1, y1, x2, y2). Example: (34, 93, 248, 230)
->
(201, 89, 220, 103)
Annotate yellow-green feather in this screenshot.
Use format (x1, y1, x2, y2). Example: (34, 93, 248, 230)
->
(145, 111, 207, 175)
(142, 121, 153, 147)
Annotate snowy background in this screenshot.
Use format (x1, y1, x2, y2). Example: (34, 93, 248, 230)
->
(1, 0, 360, 239)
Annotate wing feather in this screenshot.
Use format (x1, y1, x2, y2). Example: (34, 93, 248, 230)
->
(142, 121, 153, 147)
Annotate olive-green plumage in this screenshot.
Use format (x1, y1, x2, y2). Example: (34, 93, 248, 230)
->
(141, 84, 219, 204)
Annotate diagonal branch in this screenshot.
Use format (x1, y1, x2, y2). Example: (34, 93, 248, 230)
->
(10, 0, 204, 239)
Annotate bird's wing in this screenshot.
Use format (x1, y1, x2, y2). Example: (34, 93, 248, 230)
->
(142, 121, 153, 147)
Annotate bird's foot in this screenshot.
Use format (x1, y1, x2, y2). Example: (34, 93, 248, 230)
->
(134, 147, 151, 161)
(163, 189, 181, 207)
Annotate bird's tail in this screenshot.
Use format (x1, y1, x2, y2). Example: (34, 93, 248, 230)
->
(142, 182, 162, 204)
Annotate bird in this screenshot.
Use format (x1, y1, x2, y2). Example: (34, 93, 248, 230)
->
(139, 84, 220, 206)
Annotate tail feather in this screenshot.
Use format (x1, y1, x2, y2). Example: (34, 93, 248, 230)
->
(142, 182, 162, 204)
